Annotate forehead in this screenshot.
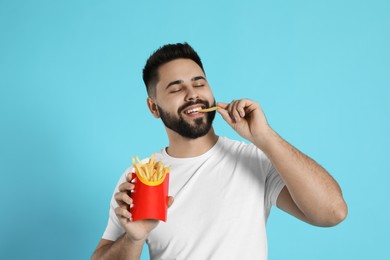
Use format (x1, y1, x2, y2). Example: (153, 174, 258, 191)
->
(156, 59, 205, 85)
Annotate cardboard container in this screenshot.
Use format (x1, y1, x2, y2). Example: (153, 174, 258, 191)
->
(130, 169, 170, 222)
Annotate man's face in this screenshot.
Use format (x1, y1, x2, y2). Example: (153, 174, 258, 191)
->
(153, 59, 216, 139)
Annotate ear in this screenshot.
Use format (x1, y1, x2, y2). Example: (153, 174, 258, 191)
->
(147, 97, 160, 118)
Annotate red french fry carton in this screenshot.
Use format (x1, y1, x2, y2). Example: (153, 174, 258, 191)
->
(130, 169, 170, 222)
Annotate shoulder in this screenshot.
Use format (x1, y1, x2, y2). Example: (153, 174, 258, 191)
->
(219, 136, 261, 155)
(218, 137, 270, 169)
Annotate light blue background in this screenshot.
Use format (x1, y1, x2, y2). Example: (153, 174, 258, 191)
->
(1, 0, 389, 259)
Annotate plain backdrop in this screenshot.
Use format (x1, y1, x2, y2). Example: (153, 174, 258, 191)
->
(1, 0, 389, 259)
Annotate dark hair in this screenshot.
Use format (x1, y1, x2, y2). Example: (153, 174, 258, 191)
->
(142, 42, 205, 96)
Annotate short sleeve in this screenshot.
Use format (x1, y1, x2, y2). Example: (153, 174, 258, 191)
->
(262, 153, 285, 220)
(102, 168, 132, 241)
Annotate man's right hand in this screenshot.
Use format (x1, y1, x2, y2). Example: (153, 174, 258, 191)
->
(114, 173, 174, 242)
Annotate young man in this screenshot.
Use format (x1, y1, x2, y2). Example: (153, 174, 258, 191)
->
(92, 43, 347, 259)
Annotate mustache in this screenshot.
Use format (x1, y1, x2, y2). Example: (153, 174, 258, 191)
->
(178, 99, 210, 114)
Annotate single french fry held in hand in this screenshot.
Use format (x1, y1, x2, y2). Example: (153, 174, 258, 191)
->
(198, 106, 219, 113)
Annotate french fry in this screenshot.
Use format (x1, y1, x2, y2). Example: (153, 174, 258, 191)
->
(136, 156, 142, 165)
(149, 154, 155, 171)
(131, 154, 169, 183)
(198, 106, 219, 113)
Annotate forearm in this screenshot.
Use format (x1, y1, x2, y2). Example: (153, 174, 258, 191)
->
(254, 127, 347, 226)
(92, 235, 144, 260)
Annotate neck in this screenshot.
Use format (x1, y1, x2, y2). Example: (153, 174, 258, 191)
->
(165, 128, 219, 158)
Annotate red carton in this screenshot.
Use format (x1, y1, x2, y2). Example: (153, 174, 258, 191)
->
(130, 169, 170, 222)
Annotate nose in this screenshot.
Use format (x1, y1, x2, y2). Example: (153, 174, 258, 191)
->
(184, 86, 199, 101)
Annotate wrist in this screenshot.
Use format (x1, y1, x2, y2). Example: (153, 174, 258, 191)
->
(124, 233, 146, 246)
(252, 126, 277, 152)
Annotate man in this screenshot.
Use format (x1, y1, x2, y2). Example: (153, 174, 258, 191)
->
(92, 43, 347, 259)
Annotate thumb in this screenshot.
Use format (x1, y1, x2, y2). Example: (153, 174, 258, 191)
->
(167, 196, 174, 208)
(216, 102, 235, 125)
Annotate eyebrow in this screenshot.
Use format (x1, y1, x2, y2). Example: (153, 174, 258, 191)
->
(192, 76, 206, 81)
(165, 76, 206, 89)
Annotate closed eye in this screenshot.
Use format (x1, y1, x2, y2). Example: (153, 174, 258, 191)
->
(170, 88, 182, 93)
(192, 76, 207, 88)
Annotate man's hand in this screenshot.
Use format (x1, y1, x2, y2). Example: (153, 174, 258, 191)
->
(114, 173, 174, 242)
(217, 99, 270, 146)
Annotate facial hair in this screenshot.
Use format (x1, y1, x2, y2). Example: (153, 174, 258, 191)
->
(157, 99, 216, 139)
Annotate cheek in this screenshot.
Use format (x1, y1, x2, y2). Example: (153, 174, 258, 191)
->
(156, 97, 181, 114)
(204, 90, 215, 104)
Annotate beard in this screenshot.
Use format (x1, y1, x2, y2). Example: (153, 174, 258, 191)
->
(157, 99, 216, 139)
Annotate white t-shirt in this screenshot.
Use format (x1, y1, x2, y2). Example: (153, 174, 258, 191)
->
(103, 136, 285, 260)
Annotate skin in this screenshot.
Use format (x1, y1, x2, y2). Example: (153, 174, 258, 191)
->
(92, 58, 348, 259)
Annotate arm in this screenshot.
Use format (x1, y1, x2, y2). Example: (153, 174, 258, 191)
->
(217, 99, 348, 227)
(257, 128, 347, 226)
(91, 236, 143, 260)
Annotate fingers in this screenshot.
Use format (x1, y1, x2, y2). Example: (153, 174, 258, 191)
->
(217, 99, 252, 124)
(116, 180, 134, 203)
(216, 102, 234, 125)
(114, 175, 135, 221)
(114, 189, 134, 207)
(115, 205, 133, 221)
(119, 181, 135, 193)
(231, 100, 242, 122)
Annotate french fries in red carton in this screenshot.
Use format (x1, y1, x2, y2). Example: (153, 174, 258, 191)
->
(130, 154, 170, 222)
